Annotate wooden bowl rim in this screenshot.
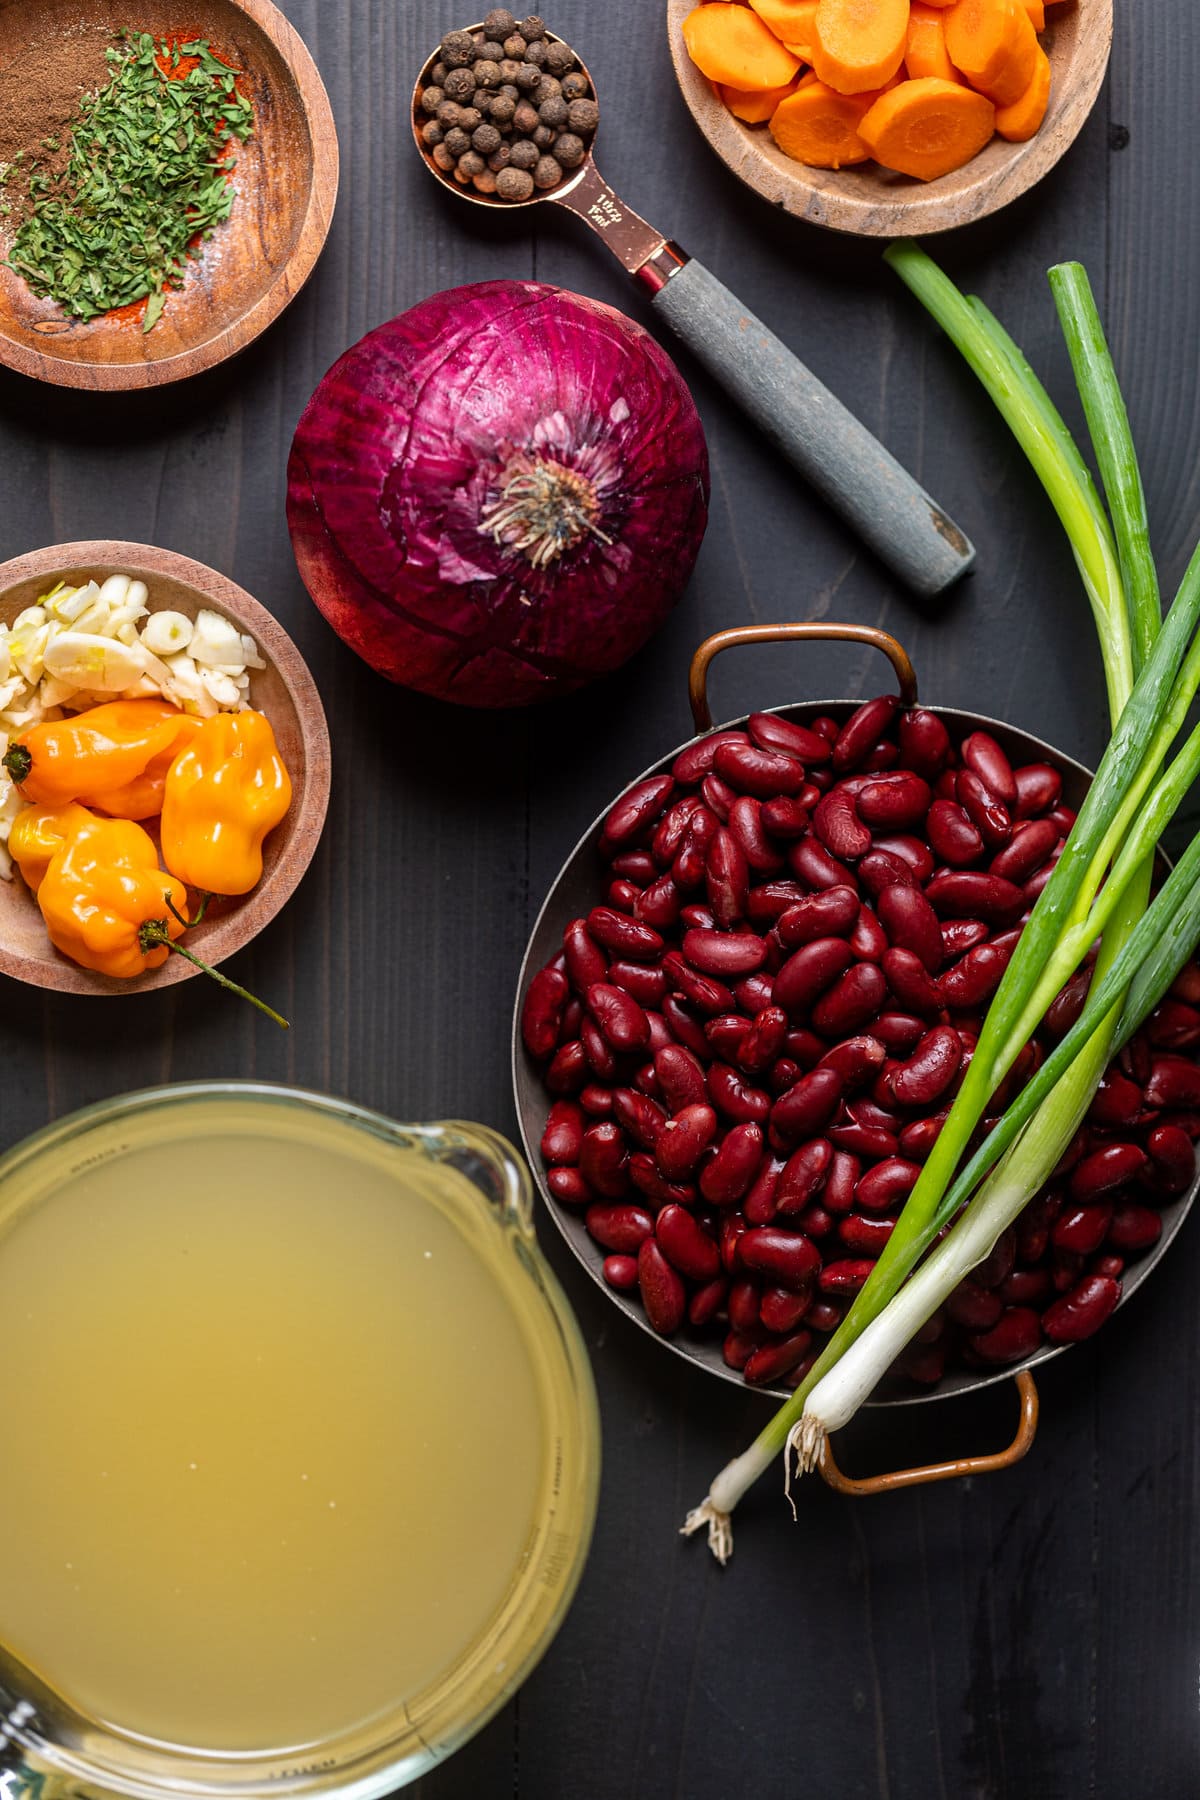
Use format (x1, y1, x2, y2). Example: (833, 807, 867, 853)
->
(666, 0, 1113, 238)
(0, 0, 339, 389)
(0, 539, 331, 997)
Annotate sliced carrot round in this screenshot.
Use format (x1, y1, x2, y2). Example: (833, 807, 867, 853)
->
(749, 0, 820, 45)
(770, 77, 875, 166)
(682, 3, 802, 90)
(858, 74, 996, 179)
(721, 75, 804, 122)
(944, 0, 1039, 108)
(1017, 0, 1046, 28)
(994, 42, 1051, 140)
(905, 3, 962, 82)
(810, 0, 910, 95)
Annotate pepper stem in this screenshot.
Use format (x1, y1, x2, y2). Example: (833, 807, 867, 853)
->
(2, 744, 32, 784)
(140, 897, 289, 1029)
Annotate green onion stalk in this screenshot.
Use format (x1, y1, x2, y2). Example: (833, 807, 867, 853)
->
(685, 247, 1199, 1563)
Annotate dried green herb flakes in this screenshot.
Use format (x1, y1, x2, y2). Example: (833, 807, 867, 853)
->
(6, 33, 254, 332)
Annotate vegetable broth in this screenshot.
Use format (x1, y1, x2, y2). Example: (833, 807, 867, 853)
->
(0, 1109, 549, 1755)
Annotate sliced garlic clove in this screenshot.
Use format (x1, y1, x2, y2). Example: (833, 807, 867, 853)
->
(42, 632, 147, 693)
(190, 608, 245, 668)
(140, 610, 194, 656)
(98, 575, 132, 608)
(198, 667, 241, 708)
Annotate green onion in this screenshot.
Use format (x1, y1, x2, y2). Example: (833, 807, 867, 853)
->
(684, 245, 1200, 1563)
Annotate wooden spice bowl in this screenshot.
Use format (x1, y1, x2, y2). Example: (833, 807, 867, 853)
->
(0, 541, 331, 997)
(0, 0, 338, 388)
(666, 0, 1112, 237)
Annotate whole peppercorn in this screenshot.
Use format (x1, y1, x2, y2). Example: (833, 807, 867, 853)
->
(513, 99, 540, 132)
(473, 167, 500, 194)
(436, 100, 462, 127)
(532, 123, 557, 149)
(421, 85, 444, 115)
(421, 119, 445, 146)
(538, 95, 568, 129)
(503, 33, 527, 58)
(497, 165, 535, 201)
(458, 150, 486, 177)
(457, 107, 483, 131)
(484, 8, 517, 37)
(498, 58, 522, 82)
(499, 81, 519, 99)
(533, 154, 562, 189)
(525, 40, 549, 68)
(440, 29, 476, 67)
(553, 131, 585, 168)
(509, 138, 539, 170)
(561, 71, 589, 100)
(489, 141, 513, 170)
(472, 122, 502, 154)
(442, 65, 476, 102)
(545, 41, 573, 75)
(443, 126, 471, 158)
(479, 41, 505, 61)
(431, 61, 449, 85)
(566, 98, 599, 134)
(432, 142, 456, 171)
(491, 93, 516, 125)
(521, 16, 546, 40)
(515, 61, 541, 91)
(473, 58, 502, 88)
(534, 74, 562, 102)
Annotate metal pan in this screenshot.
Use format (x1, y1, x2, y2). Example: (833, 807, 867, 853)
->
(512, 624, 1200, 1491)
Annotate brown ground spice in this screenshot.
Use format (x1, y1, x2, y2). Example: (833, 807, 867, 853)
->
(0, 24, 117, 229)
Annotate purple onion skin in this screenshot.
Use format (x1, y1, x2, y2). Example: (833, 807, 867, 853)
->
(287, 281, 711, 709)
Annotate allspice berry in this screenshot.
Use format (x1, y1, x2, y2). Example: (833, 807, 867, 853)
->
(538, 95, 568, 130)
(440, 29, 476, 67)
(472, 122, 502, 154)
(508, 139, 539, 170)
(566, 98, 599, 134)
(553, 131, 585, 168)
(496, 165, 536, 201)
(520, 15, 546, 40)
(533, 154, 562, 189)
(442, 66, 476, 101)
(484, 8, 517, 35)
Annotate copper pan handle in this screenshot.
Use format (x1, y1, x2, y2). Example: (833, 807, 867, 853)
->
(817, 1370, 1039, 1496)
(688, 623, 920, 732)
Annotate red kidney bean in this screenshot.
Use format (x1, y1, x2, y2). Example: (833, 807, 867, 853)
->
(926, 799, 985, 867)
(959, 731, 1016, 806)
(656, 1204, 721, 1281)
(785, 1027, 826, 1067)
(1148, 999, 1200, 1051)
(737, 1006, 789, 1075)
(849, 904, 888, 963)
(727, 1278, 762, 1333)
(612, 1089, 666, 1150)
(699, 1124, 767, 1205)
(1093, 1253, 1125, 1280)
(522, 965, 569, 1060)
(635, 873, 682, 931)
(804, 1298, 842, 1333)
(727, 796, 787, 874)
(715, 1214, 746, 1274)
(645, 1012, 674, 1056)
(579, 1083, 614, 1117)
(745, 1331, 814, 1386)
(705, 830, 750, 928)
(858, 771, 932, 831)
(939, 941, 1012, 1011)
(1119, 1034, 1152, 1087)
(850, 1094, 902, 1132)
(1109, 1204, 1163, 1252)
(1046, 805, 1077, 837)
(1052, 1202, 1113, 1254)
(579, 1122, 629, 1199)
(741, 1154, 782, 1224)
(1172, 965, 1200, 1005)
(880, 947, 943, 1020)
(740, 1227, 821, 1289)
(1147, 1123, 1197, 1193)
(1043, 1274, 1121, 1343)
(681, 928, 767, 978)
(705, 1063, 770, 1125)
(838, 1213, 894, 1255)
(745, 881, 808, 922)
(812, 963, 888, 1037)
(857, 850, 920, 900)
(662, 952, 735, 1019)
(706, 1013, 751, 1060)
(789, 837, 859, 892)
(887, 1026, 963, 1109)
(898, 708, 952, 778)
(820, 1150, 860, 1215)
(723, 1329, 764, 1371)
(634, 1062, 661, 1100)
(586, 906, 662, 962)
(897, 1115, 947, 1165)
(547, 1167, 591, 1207)
(1000, 1268, 1052, 1307)
(774, 938, 854, 1016)
(971, 1307, 1043, 1364)
(1069, 1142, 1148, 1201)
(1043, 967, 1092, 1039)
(672, 730, 750, 787)
(559, 994, 583, 1047)
(688, 1276, 728, 1327)
(832, 694, 900, 771)
(733, 974, 776, 1015)
(817, 1034, 887, 1091)
(814, 786, 872, 860)
(761, 794, 813, 838)
(875, 835, 937, 883)
(715, 739, 810, 799)
(578, 1016, 616, 1074)
(661, 995, 711, 1059)
(926, 871, 1025, 926)
(876, 885, 944, 973)
(939, 919, 990, 958)
(541, 1100, 585, 1166)
(587, 983, 651, 1055)
(655, 1103, 718, 1179)
(609, 961, 667, 1009)
(1051, 1248, 1086, 1293)
(638, 1239, 687, 1335)
(872, 1012, 927, 1054)
(770, 1067, 845, 1148)
(855, 1156, 922, 1215)
(760, 1285, 813, 1334)
(945, 1278, 1004, 1331)
(1016, 1189, 1064, 1265)
(957, 769, 1011, 847)
(607, 878, 641, 911)
(794, 1201, 834, 1239)
(828, 1118, 899, 1159)
(628, 1155, 696, 1209)
(1012, 761, 1062, 819)
(673, 810, 721, 890)
(700, 773, 737, 823)
(777, 888, 860, 947)
(775, 1139, 833, 1214)
(652, 796, 706, 868)
(973, 1227, 1017, 1290)
(613, 850, 657, 884)
(818, 1259, 875, 1294)
(1087, 1071, 1145, 1131)
(602, 1253, 639, 1292)
(600, 773, 675, 853)
(586, 1202, 655, 1255)
(749, 711, 832, 764)
(547, 1039, 589, 1093)
(1146, 1054, 1200, 1110)
(989, 818, 1059, 885)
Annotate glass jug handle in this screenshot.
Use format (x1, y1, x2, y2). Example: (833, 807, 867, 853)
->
(434, 1122, 537, 1242)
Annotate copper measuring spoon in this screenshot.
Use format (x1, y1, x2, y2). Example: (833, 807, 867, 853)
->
(412, 27, 974, 599)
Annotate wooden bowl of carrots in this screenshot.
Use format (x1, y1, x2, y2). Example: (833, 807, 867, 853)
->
(668, 0, 1112, 236)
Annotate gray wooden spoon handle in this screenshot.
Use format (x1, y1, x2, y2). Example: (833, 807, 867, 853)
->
(651, 258, 975, 598)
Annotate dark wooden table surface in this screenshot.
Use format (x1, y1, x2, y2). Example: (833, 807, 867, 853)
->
(1, 4, 1196, 1797)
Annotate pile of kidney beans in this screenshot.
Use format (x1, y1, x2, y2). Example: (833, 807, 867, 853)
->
(520, 695, 1200, 1392)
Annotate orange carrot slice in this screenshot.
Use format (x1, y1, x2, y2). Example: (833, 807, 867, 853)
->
(944, 0, 1038, 107)
(859, 74, 995, 177)
(905, 3, 961, 81)
(994, 41, 1051, 138)
(682, 3, 802, 89)
(770, 76, 875, 165)
(810, 0, 910, 95)
(748, 0, 820, 44)
(1018, 0, 1045, 27)
(721, 75, 804, 121)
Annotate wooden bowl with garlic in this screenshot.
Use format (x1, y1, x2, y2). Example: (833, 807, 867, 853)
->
(0, 541, 330, 998)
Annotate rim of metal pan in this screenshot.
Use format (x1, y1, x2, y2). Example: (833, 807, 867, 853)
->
(512, 697, 1200, 1408)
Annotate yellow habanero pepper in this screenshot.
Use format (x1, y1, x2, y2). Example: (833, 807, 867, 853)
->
(7, 802, 96, 893)
(161, 710, 293, 897)
(2, 699, 199, 819)
(35, 813, 190, 979)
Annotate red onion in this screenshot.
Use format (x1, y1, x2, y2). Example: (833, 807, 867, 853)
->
(286, 280, 710, 708)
